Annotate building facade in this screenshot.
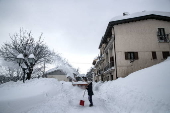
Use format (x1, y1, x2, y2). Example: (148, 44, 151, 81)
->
(93, 11, 170, 82)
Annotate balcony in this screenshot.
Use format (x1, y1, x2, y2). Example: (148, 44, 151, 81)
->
(97, 69, 105, 75)
(94, 56, 105, 67)
(97, 70, 102, 75)
(157, 34, 169, 43)
(104, 61, 114, 72)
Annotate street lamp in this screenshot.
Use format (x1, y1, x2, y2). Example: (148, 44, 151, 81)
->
(28, 54, 35, 64)
(16, 54, 24, 65)
(16, 53, 36, 83)
(17, 53, 35, 65)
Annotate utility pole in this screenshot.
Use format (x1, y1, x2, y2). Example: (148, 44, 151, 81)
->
(43, 61, 46, 78)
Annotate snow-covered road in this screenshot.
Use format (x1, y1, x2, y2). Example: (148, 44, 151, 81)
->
(23, 82, 110, 113)
(67, 92, 110, 113)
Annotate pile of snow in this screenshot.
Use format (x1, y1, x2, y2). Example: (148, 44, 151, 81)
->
(0, 58, 170, 113)
(117, 57, 170, 104)
(0, 78, 64, 113)
(94, 58, 170, 112)
(0, 78, 60, 101)
(0, 78, 93, 113)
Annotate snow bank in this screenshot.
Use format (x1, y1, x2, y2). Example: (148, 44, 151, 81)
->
(0, 78, 86, 113)
(0, 78, 64, 113)
(117, 57, 170, 104)
(94, 58, 170, 113)
(23, 80, 86, 113)
(0, 78, 61, 101)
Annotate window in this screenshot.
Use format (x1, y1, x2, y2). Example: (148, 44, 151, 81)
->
(157, 28, 169, 42)
(125, 52, 138, 61)
(152, 52, 157, 59)
(111, 75, 113, 80)
(162, 51, 170, 59)
(110, 56, 114, 67)
(158, 28, 165, 36)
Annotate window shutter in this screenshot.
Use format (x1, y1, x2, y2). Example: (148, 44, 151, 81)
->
(125, 52, 128, 60)
(161, 28, 165, 36)
(134, 52, 138, 60)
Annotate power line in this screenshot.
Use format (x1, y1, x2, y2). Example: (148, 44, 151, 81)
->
(70, 62, 92, 64)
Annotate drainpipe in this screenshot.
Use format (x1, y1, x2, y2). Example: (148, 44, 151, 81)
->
(113, 27, 118, 79)
(168, 34, 170, 52)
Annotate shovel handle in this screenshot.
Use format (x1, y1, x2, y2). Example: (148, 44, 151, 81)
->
(83, 90, 86, 98)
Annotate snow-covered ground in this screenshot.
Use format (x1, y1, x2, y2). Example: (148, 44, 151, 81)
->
(0, 58, 170, 113)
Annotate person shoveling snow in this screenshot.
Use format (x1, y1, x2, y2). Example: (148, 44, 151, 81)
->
(86, 81, 94, 107)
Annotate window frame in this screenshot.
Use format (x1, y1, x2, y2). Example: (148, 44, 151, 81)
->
(157, 28, 169, 42)
(125, 52, 138, 61)
(158, 28, 165, 36)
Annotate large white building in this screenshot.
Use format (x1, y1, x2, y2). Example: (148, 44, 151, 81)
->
(93, 11, 170, 82)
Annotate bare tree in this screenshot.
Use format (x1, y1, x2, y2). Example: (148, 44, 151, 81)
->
(0, 29, 56, 81)
(31, 65, 44, 79)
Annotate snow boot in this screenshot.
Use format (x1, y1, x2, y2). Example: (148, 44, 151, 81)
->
(89, 104, 93, 107)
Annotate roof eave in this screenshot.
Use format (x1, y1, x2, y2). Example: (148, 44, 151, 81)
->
(109, 14, 170, 26)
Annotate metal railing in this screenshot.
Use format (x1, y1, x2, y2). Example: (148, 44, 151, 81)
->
(157, 34, 169, 42)
(97, 69, 104, 75)
(104, 61, 114, 72)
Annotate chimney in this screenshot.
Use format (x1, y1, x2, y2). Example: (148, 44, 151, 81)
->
(123, 12, 129, 16)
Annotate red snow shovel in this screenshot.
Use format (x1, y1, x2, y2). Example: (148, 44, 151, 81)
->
(80, 100, 84, 106)
(79, 90, 86, 106)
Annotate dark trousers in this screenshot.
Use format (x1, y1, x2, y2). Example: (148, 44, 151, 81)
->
(88, 95, 93, 105)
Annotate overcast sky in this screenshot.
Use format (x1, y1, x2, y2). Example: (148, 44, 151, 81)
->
(0, 0, 170, 74)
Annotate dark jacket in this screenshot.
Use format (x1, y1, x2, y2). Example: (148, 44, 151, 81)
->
(86, 82, 94, 96)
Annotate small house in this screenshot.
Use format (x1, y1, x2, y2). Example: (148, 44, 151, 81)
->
(46, 68, 70, 81)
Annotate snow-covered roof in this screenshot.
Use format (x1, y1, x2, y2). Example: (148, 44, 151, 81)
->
(45, 66, 77, 79)
(28, 54, 35, 59)
(17, 54, 24, 59)
(45, 67, 58, 74)
(46, 68, 67, 74)
(110, 11, 170, 22)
